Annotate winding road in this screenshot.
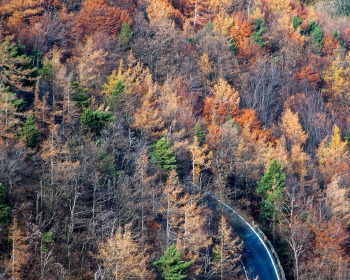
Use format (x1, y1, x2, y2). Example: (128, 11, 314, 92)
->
(204, 193, 283, 280)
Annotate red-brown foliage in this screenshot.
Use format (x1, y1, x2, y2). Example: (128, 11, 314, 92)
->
(72, 0, 130, 41)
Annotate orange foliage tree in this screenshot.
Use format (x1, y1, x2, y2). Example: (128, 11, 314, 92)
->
(309, 218, 350, 279)
(73, 0, 130, 41)
(203, 78, 240, 144)
(295, 64, 321, 90)
(0, 0, 44, 34)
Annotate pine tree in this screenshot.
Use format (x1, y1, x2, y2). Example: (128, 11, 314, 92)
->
(153, 245, 192, 280)
(251, 18, 268, 47)
(0, 183, 10, 226)
(118, 22, 133, 47)
(17, 114, 41, 148)
(257, 160, 286, 221)
(80, 108, 113, 134)
(257, 160, 286, 243)
(150, 138, 177, 171)
(0, 85, 24, 141)
(194, 123, 205, 145)
(0, 39, 35, 93)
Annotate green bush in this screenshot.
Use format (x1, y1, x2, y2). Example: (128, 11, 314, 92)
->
(333, 30, 347, 48)
(12, 98, 26, 111)
(41, 231, 54, 253)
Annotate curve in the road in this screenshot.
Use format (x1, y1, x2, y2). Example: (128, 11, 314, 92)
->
(205, 192, 282, 280)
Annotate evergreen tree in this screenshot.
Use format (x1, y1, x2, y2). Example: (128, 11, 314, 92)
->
(150, 138, 177, 171)
(308, 21, 323, 51)
(0, 183, 10, 226)
(251, 18, 268, 47)
(111, 80, 125, 97)
(257, 160, 286, 220)
(71, 82, 91, 109)
(0, 39, 36, 93)
(194, 123, 205, 144)
(292, 16, 302, 30)
(118, 22, 133, 47)
(81, 108, 113, 134)
(153, 245, 192, 280)
(17, 114, 41, 148)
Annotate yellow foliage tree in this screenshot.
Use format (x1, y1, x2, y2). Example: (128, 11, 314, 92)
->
(250, 6, 265, 22)
(204, 78, 240, 126)
(322, 55, 350, 104)
(162, 170, 189, 245)
(188, 0, 223, 27)
(270, 0, 291, 12)
(9, 217, 30, 279)
(132, 84, 166, 137)
(189, 136, 212, 184)
(98, 223, 150, 279)
(178, 196, 212, 276)
(291, 143, 309, 186)
(147, 0, 181, 26)
(103, 60, 124, 96)
(273, 136, 290, 171)
(77, 37, 108, 89)
(280, 107, 308, 146)
(326, 175, 350, 225)
(211, 215, 242, 279)
(199, 53, 214, 88)
(317, 125, 349, 182)
(213, 8, 234, 38)
(1, 0, 44, 31)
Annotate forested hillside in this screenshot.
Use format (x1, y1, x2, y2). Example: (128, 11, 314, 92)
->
(0, 0, 350, 279)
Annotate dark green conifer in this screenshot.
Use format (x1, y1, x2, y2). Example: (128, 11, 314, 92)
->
(153, 245, 192, 280)
(150, 138, 177, 171)
(18, 114, 41, 148)
(257, 160, 286, 220)
(81, 108, 113, 134)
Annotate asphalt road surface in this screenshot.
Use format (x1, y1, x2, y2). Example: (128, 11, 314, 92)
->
(206, 194, 281, 280)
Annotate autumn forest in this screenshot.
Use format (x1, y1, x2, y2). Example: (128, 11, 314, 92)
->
(0, 0, 350, 279)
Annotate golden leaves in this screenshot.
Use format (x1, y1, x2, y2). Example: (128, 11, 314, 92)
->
(280, 107, 308, 146)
